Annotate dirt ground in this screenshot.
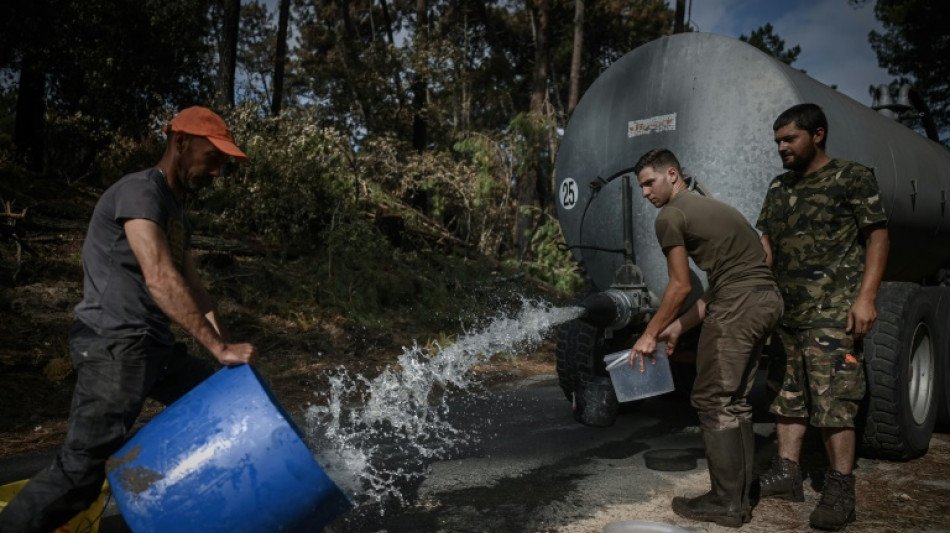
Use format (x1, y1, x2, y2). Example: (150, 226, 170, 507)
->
(569, 431, 950, 533)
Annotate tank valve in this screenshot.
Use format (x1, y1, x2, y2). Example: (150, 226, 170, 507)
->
(578, 259, 652, 330)
(578, 288, 644, 330)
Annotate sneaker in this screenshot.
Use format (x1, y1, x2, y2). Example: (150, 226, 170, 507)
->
(809, 469, 856, 531)
(757, 456, 804, 501)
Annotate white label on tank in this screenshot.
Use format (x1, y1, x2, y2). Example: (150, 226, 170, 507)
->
(628, 113, 677, 138)
(560, 178, 578, 210)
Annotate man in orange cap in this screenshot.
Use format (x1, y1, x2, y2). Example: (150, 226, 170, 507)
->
(0, 107, 257, 533)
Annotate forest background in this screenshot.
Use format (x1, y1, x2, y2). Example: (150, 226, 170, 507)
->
(0, 0, 944, 451)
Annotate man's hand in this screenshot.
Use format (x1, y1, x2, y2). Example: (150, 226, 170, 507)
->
(630, 246, 690, 372)
(847, 225, 888, 340)
(629, 334, 657, 372)
(846, 296, 877, 339)
(658, 319, 683, 356)
(214, 342, 258, 366)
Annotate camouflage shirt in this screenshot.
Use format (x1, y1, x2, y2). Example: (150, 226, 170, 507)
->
(755, 159, 887, 328)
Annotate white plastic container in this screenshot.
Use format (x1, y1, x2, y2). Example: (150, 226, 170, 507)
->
(603, 343, 675, 402)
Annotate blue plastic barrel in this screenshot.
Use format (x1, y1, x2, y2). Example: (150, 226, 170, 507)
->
(106, 365, 351, 532)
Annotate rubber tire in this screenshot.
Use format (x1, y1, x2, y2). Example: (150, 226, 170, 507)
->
(860, 282, 938, 460)
(923, 286, 950, 431)
(554, 287, 641, 410)
(555, 316, 600, 401)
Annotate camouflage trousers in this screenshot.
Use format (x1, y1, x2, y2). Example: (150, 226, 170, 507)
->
(767, 326, 866, 428)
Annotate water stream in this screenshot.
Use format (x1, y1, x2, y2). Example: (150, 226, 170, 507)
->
(303, 298, 584, 509)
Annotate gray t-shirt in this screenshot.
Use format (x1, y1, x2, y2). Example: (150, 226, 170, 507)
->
(74, 168, 189, 345)
(655, 190, 774, 294)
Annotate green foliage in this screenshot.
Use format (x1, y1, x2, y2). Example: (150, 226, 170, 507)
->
(863, 0, 950, 142)
(1, 0, 219, 177)
(315, 216, 422, 317)
(180, 105, 582, 329)
(507, 112, 558, 174)
(284, 0, 674, 145)
(84, 124, 165, 187)
(199, 106, 355, 254)
(0, 91, 16, 162)
(552, 0, 675, 90)
(237, 1, 279, 107)
(3, 0, 215, 133)
(519, 213, 585, 295)
(740, 23, 802, 66)
(292, 0, 410, 141)
(453, 133, 511, 209)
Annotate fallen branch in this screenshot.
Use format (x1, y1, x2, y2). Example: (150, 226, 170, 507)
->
(190, 235, 278, 257)
(1, 200, 28, 221)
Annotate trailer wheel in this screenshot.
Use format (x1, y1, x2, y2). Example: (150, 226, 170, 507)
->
(555, 318, 622, 426)
(860, 282, 938, 460)
(923, 286, 950, 431)
(554, 288, 642, 426)
(554, 317, 599, 401)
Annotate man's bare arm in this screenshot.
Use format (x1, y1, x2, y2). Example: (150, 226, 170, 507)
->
(848, 225, 889, 338)
(125, 219, 255, 365)
(760, 234, 773, 269)
(181, 250, 228, 340)
(630, 246, 691, 367)
(644, 245, 692, 339)
(657, 295, 706, 356)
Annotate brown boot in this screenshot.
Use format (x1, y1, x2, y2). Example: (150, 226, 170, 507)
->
(758, 455, 804, 501)
(809, 469, 856, 531)
(672, 427, 747, 528)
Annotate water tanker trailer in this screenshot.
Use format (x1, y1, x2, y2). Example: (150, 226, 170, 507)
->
(554, 32, 950, 460)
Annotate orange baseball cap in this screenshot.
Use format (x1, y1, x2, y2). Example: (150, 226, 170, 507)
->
(163, 106, 249, 162)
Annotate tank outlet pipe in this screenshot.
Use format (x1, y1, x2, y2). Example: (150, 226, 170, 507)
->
(577, 282, 652, 331)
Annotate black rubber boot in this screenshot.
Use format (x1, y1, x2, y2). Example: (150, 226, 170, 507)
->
(672, 427, 747, 528)
(809, 469, 856, 531)
(758, 455, 804, 501)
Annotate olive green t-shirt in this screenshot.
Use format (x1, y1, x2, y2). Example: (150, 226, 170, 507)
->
(655, 190, 775, 295)
(755, 159, 887, 328)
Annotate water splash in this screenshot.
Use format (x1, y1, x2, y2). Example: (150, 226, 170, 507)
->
(303, 298, 584, 508)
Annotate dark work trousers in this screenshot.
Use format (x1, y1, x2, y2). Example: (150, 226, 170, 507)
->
(0, 321, 214, 533)
(691, 286, 784, 431)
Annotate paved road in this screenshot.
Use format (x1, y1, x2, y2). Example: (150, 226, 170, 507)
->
(329, 372, 779, 533)
(335, 376, 713, 532)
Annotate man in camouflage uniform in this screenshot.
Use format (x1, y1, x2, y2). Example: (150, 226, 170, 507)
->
(756, 103, 889, 531)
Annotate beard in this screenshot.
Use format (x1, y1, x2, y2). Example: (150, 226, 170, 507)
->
(781, 156, 804, 171)
(781, 146, 816, 173)
(184, 174, 214, 192)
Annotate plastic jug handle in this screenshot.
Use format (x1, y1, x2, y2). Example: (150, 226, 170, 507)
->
(605, 354, 628, 371)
